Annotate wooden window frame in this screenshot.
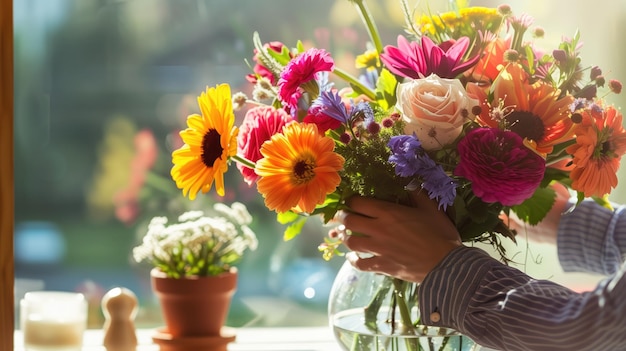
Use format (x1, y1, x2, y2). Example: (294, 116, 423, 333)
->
(1, 0, 15, 349)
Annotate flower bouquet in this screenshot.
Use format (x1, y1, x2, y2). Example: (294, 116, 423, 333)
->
(168, 0, 626, 349)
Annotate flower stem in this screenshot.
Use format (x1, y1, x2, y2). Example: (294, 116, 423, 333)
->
(232, 154, 256, 169)
(332, 67, 376, 100)
(364, 277, 392, 331)
(351, 0, 384, 54)
(391, 278, 416, 336)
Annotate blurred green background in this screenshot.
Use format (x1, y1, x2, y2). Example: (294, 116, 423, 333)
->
(13, 0, 626, 329)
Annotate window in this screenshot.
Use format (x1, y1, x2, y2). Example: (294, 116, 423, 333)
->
(11, 0, 626, 335)
(13, 0, 399, 330)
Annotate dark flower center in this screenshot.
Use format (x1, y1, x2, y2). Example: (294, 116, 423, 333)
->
(601, 140, 612, 156)
(505, 111, 545, 142)
(201, 129, 223, 168)
(292, 157, 316, 184)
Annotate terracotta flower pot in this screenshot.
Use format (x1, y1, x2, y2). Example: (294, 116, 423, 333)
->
(150, 267, 238, 338)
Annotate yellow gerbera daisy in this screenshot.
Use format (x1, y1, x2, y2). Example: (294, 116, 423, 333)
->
(255, 123, 345, 214)
(355, 49, 380, 71)
(171, 84, 238, 199)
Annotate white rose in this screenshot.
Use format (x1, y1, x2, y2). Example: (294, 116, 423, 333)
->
(396, 74, 478, 150)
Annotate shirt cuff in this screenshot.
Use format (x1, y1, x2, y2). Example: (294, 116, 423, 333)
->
(418, 246, 501, 330)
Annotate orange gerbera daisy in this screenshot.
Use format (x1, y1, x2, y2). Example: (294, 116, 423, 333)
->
(171, 84, 238, 199)
(567, 105, 626, 197)
(467, 37, 511, 83)
(467, 63, 575, 155)
(255, 122, 345, 213)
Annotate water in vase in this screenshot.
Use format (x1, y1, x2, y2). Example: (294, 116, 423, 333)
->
(332, 308, 479, 351)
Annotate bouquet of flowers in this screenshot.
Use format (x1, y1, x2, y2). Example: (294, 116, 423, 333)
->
(132, 202, 258, 278)
(167, 0, 626, 346)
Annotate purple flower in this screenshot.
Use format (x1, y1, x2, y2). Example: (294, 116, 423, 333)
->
(351, 101, 374, 123)
(388, 135, 423, 176)
(359, 69, 378, 90)
(310, 90, 350, 124)
(388, 134, 456, 210)
(380, 35, 480, 79)
(454, 128, 545, 206)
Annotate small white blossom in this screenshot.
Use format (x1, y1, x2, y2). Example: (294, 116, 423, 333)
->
(178, 210, 205, 222)
(213, 202, 253, 226)
(132, 202, 258, 278)
(241, 226, 258, 251)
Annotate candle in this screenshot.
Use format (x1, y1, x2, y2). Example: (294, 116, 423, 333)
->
(20, 291, 87, 351)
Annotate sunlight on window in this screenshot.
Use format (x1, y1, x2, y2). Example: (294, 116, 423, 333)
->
(13, 0, 625, 331)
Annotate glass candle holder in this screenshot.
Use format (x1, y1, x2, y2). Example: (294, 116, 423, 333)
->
(20, 291, 87, 351)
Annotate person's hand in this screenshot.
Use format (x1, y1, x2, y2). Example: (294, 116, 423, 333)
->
(502, 183, 571, 245)
(332, 191, 462, 283)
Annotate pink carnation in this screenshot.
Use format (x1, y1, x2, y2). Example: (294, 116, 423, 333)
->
(454, 128, 545, 206)
(278, 48, 334, 110)
(237, 106, 294, 185)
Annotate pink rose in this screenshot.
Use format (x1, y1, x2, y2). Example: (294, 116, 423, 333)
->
(454, 127, 546, 206)
(396, 74, 478, 150)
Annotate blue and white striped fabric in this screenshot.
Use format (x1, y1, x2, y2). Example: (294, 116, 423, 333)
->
(418, 200, 626, 351)
(558, 199, 626, 275)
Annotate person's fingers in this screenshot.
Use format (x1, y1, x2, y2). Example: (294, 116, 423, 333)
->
(333, 210, 348, 224)
(553, 182, 571, 211)
(342, 233, 382, 255)
(346, 252, 384, 273)
(407, 189, 440, 211)
(345, 191, 442, 221)
(553, 182, 570, 197)
(338, 208, 381, 238)
(344, 196, 381, 218)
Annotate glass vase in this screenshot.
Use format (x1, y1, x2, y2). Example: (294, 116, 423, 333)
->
(328, 260, 480, 351)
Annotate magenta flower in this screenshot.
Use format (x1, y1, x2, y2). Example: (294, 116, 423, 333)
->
(278, 48, 334, 110)
(237, 105, 294, 185)
(454, 128, 545, 206)
(380, 35, 480, 79)
(303, 107, 342, 133)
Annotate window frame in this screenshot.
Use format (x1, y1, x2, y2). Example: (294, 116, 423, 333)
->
(1, 0, 15, 349)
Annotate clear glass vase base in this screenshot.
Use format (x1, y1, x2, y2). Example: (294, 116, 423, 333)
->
(332, 308, 479, 351)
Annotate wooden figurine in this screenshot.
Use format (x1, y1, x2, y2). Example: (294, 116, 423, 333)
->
(102, 287, 138, 351)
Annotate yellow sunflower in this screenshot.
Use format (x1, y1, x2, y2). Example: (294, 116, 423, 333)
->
(255, 123, 345, 214)
(171, 84, 238, 199)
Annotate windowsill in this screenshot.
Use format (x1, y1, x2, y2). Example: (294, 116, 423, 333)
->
(14, 326, 342, 351)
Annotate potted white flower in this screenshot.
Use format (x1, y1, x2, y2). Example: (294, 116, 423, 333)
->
(132, 202, 257, 346)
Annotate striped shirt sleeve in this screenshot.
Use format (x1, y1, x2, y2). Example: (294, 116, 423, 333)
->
(418, 200, 626, 351)
(557, 199, 626, 275)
